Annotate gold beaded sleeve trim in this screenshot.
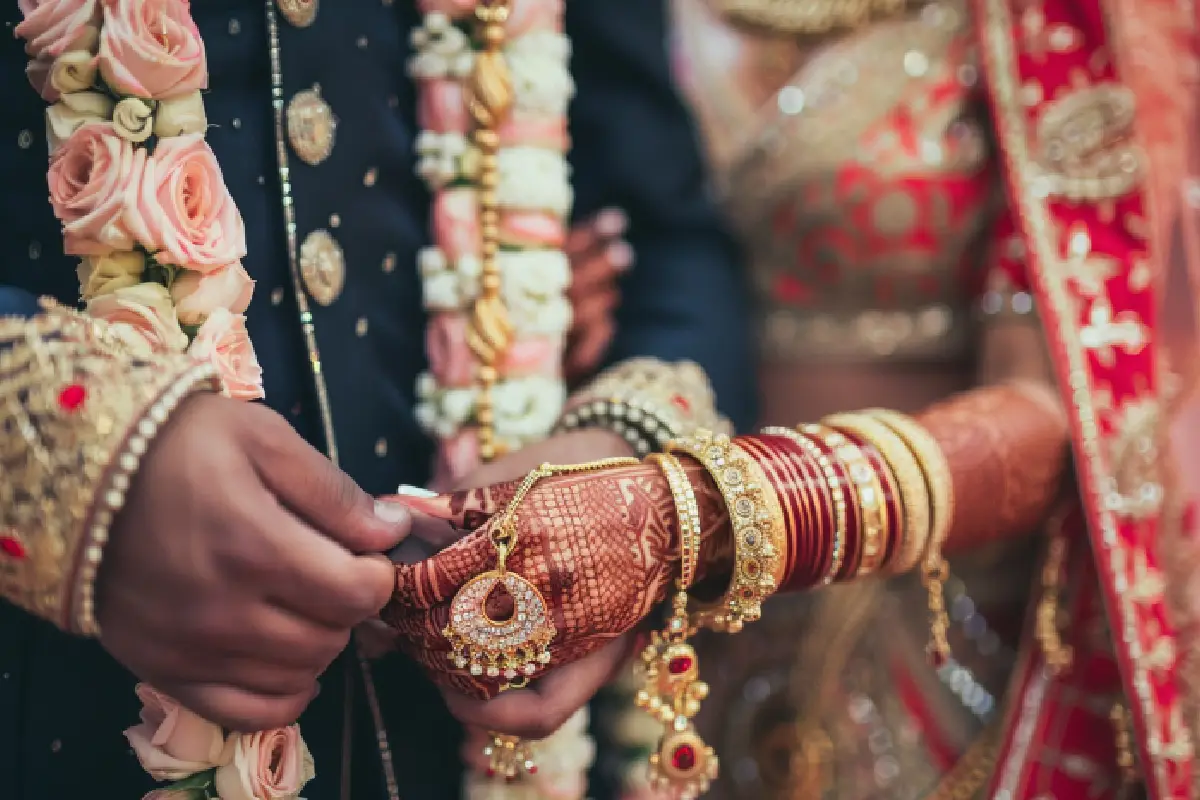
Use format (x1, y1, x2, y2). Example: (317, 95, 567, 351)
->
(556, 359, 731, 456)
(0, 308, 220, 634)
(666, 430, 786, 633)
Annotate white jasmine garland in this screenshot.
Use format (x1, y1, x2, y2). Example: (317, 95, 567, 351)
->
(415, 130, 473, 187)
(496, 147, 573, 216)
(507, 32, 575, 117)
(410, 13, 475, 79)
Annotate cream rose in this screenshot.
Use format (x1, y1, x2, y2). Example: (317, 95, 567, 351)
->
(126, 134, 247, 271)
(154, 91, 208, 138)
(112, 96, 153, 143)
(188, 308, 265, 400)
(123, 684, 233, 782)
(77, 250, 145, 298)
(49, 50, 98, 95)
(47, 121, 144, 254)
(87, 281, 188, 355)
(171, 262, 254, 325)
(16, 0, 101, 60)
(212, 726, 315, 800)
(45, 91, 114, 153)
(98, 0, 207, 100)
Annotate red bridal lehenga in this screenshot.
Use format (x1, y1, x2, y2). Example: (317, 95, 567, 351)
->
(662, 0, 1200, 797)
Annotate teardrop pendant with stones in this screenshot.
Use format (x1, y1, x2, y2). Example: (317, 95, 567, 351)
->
(443, 570, 556, 686)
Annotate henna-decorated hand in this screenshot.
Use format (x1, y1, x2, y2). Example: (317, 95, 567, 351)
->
(380, 459, 730, 702)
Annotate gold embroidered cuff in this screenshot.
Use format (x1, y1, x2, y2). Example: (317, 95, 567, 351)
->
(666, 430, 785, 633)
(0, 308, 220, 635)
(556, 358, 731, 456)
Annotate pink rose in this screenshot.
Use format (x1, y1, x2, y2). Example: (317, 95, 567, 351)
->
(127, 134, 247, 271)
(426, 312, 474, 387)
(171, 263, 254, 325)
(47, 122, 145, 255)
(98, 0, 207, 100)
(212, 727, 315, 800)
(507, 0, 563, 37)
(432, 428, 481, 488)
(503, 335, 563, 378)
(124, 684, 232, 782)
(499, 113, 569, 150)
(433, 187, 480, 262)
(500, 209, 565, 249)
(16, 0, 101, 59)
(188, 308, 265, 400)
(88, 282, 189, 355)
(141, 790, 202, 800)
(417, 79, 469, 134)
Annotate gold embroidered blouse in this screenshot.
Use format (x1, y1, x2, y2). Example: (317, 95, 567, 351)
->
(672, 0, 999, 363)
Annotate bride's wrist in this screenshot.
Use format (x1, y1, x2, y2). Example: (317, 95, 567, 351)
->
(680, 460, 735, 581)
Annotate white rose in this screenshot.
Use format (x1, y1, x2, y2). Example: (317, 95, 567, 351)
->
(112, 96, 153, 143)
(46, 91, 114, 153)
(493, 376, 564, 440)
(154, 91, 208, 138)
(49, 50, 98, 95)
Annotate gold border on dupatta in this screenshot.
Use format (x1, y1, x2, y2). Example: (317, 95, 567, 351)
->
(975, 0, 1192, 797)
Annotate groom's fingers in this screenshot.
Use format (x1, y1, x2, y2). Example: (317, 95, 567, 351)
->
(166, 682, 317, 733)
(440, 636, 633, 739)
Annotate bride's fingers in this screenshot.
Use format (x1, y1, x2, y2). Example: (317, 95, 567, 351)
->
(392, 522, 499, 609)
(381, 479, 521, 530)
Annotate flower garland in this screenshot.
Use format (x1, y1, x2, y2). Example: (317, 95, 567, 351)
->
(15, 1, 300, 799)
(410, 0, 573, 484)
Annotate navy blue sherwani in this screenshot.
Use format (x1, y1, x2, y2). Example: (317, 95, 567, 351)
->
(0, 1, 754, 797)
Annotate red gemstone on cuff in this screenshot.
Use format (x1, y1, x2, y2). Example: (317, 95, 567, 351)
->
(0, 535, 26, 559)
(671, 743, 697, 772)
(57, 384, 87, 412)
(667, 655, 694, 675)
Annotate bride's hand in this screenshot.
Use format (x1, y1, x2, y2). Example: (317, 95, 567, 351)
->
(380, 461, 683, 700)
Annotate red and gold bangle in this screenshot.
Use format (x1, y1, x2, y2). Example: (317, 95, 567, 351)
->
(666, 430, 787, 632)
(735, 434, 814, 591)
(758, 428, 833, 589)
(796, 425, 855, 584)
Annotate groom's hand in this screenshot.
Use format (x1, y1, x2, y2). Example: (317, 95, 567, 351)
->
(95, 394, 411, 731)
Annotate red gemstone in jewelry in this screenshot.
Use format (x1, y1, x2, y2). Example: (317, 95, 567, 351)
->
(670, 394, 690, 413)
(667, 655, 693, 675)
(527, 765, 538, 775)
(0, 535, 25, 559)
(671, 743, 697, 771)
(57, 384, 86, 412)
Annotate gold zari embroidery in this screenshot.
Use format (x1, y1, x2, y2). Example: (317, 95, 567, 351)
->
(1033, 84, 1144, 202)
(0, 307, 219, 633)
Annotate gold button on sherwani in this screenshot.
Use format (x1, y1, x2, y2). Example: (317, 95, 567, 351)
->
(286, 88, 337, 166)
(276, 0, 318, 28)
(299, 229, 346, 306)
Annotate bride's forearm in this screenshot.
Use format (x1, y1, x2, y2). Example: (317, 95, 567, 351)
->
(682, 381, 1070, 593)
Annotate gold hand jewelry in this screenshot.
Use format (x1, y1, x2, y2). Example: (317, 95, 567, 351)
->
(639, 453, 718, 799)
(443, 458, 640, 687)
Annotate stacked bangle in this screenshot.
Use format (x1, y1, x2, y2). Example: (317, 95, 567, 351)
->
(666, 430, 787, 633)
(556, 359, 731, 456)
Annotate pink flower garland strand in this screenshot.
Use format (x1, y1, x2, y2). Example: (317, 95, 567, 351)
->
(16, 1, 288, 798)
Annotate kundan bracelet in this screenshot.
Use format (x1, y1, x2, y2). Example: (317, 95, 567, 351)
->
(666, 431, 786, 633)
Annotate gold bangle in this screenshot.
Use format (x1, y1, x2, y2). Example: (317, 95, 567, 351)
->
(863, 409, 953, 573)
(646, 453, 702, 591)
(640, 452, 718, 796)
(73, 362, 222, 636)
(0, 308, 220, 634)
(666, 430, 785, 633)
(826, 412, 931, 577)
(816, 422, 892, 578)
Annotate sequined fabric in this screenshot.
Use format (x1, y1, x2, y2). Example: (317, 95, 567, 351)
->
(673, 0, 998, 363)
